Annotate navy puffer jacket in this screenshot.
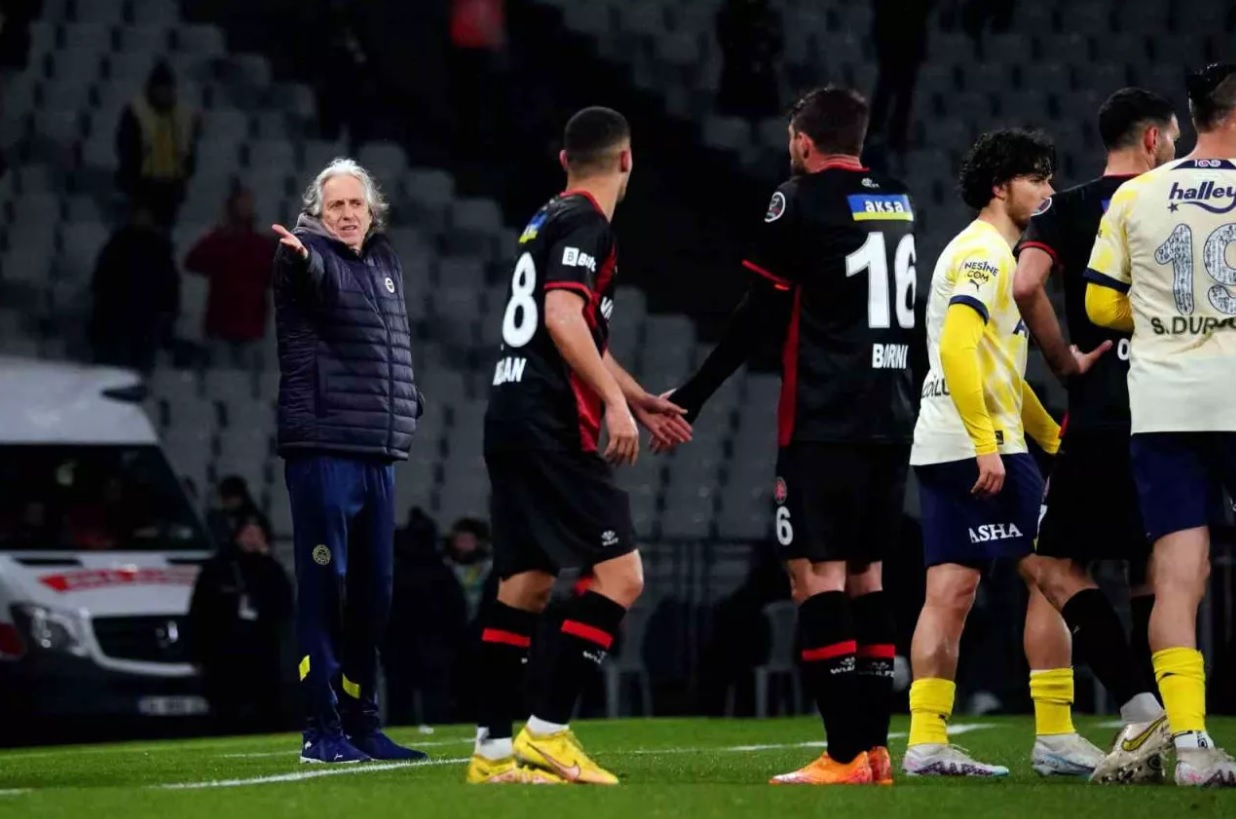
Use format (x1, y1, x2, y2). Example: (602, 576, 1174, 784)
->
(274, 214, 421, 460)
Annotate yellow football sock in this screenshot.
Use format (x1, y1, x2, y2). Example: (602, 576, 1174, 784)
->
(1153, 647, 1206, 735)
(908, 678, 955, 747)
(1029, 668, 1075, 736)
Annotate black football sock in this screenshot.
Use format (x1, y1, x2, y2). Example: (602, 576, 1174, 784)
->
(531, 591, 626, 726)
(1061, 588, 1146, 708)
(476, 601, 538, 743)
(851, 591, 896, 750)
(1129, 593, 1158, 700)
(798, 591, 863, 764)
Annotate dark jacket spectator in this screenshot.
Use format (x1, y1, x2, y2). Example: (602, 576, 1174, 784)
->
(204, 475, 263, 549)
(89, 203, 179, 373)
(716, 0, 783, 119)
(116, 60, 198, 228)
(185, 186, 276, 343)
(188, 512, 294, 733)
(384, 507, 467, 724)
(273, 213, 421, 460)
(444, 517, 493, 623)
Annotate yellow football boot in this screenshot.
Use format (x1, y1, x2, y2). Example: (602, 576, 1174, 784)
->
(466, 754, 566, 784)
(514, 727, 619, 785)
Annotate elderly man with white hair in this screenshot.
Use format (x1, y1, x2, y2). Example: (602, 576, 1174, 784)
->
(272, 158, 425, 764)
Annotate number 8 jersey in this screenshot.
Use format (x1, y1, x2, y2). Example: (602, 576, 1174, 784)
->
(485, 190, 618, 452)
(1087, 158, 1236, 433)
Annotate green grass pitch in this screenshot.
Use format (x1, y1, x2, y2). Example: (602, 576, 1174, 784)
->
(3, 716, 1235, 818)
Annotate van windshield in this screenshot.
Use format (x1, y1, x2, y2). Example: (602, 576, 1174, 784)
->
(0, 445, 210, 552)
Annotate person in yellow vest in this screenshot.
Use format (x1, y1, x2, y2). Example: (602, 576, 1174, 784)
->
(116, 60, 198, 228)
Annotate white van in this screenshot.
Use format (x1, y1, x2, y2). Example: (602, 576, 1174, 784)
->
(0, 357, 213, 727)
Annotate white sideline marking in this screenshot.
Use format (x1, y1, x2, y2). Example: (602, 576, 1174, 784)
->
(1097, 720, 1126, 729)
(628, 723, 995, 755)
(0, 789, 31, 796)
(158, 757, 470, 789)
(152, 723, 999, 791)
(222, 739, 472, 758)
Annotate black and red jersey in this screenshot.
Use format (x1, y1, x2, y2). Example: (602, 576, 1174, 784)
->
(746, 161, 919, 446)
(1015, 175, 1134, 434)
(484, 191, 618, 452)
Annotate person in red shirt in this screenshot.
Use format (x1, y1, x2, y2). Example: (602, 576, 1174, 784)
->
(185, 185, 276, 364)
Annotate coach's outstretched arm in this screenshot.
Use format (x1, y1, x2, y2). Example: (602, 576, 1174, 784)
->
(544, 289, 640, 465)
(668, 277, 792, 421)
(938, 302, 1004, 497)
(272, 223, 332, 302)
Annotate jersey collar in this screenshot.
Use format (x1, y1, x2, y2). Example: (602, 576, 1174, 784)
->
(812, 157, 868, 173)
(560, 189, 604, 215)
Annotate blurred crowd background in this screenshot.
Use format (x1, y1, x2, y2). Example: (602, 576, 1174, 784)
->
(2, 0, 1236, 737)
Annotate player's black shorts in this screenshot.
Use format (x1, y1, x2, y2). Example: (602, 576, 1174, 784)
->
(774, 442, 910, 563)
(486, 447, 635, 579)
(1037, 432, 1150, 574)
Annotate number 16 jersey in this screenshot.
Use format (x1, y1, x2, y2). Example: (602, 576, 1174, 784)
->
(485, 190, 618, 453)
(745, 163, 919, 447)
(1086, 158, 1236, 433)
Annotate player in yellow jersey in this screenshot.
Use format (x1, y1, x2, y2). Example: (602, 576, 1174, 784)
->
(1085, 64, 1236, 788)
(906, 130, 1103, 777)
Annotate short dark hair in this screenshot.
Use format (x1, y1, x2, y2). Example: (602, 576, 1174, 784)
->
(563, 107, 630, 174)
(788, 86, 869, 155)
(1187, 63, 1236, 132)
(1098, 87, 1176, 150)
(957, 129, 1056, 210)
(218, 475, 251, 502)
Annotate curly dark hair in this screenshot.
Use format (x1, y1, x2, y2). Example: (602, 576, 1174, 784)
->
(957, 129, 1056, 210)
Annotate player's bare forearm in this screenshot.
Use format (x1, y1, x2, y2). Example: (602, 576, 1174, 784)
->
(1020, 379, 1061, 455)
(1013, 249, 1075, 379)
(602, 350, 649, 404)
(545, 290, 626, 409)
(939, 303, 999, 455)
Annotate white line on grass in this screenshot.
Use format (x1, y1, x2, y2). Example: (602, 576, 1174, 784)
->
(155, 723, 999, 790)
(627, 723, 995, 755)
(0, 789, 31, 796)
(158, 757, 471, 789)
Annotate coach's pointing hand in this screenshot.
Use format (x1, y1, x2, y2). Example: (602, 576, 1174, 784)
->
(604, 401, 640, 466)
(272, 224, 309, 260)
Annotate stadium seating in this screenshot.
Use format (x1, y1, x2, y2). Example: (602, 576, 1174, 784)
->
(2, 0, 1229, 555)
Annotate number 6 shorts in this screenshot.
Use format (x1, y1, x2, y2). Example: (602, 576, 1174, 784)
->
(773, 443, 910, 563)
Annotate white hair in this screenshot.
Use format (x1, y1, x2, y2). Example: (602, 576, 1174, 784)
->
(301, 157, 390, 232)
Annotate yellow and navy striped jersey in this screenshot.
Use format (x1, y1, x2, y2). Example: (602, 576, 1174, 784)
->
(911, 219, 1031, 465)
(1087, 158, 1236, 433)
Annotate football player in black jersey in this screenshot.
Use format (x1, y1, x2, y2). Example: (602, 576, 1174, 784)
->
(1012, 88, 1179, 782)
(669, 87, 918, 786)
(467, 107, 691, 785)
